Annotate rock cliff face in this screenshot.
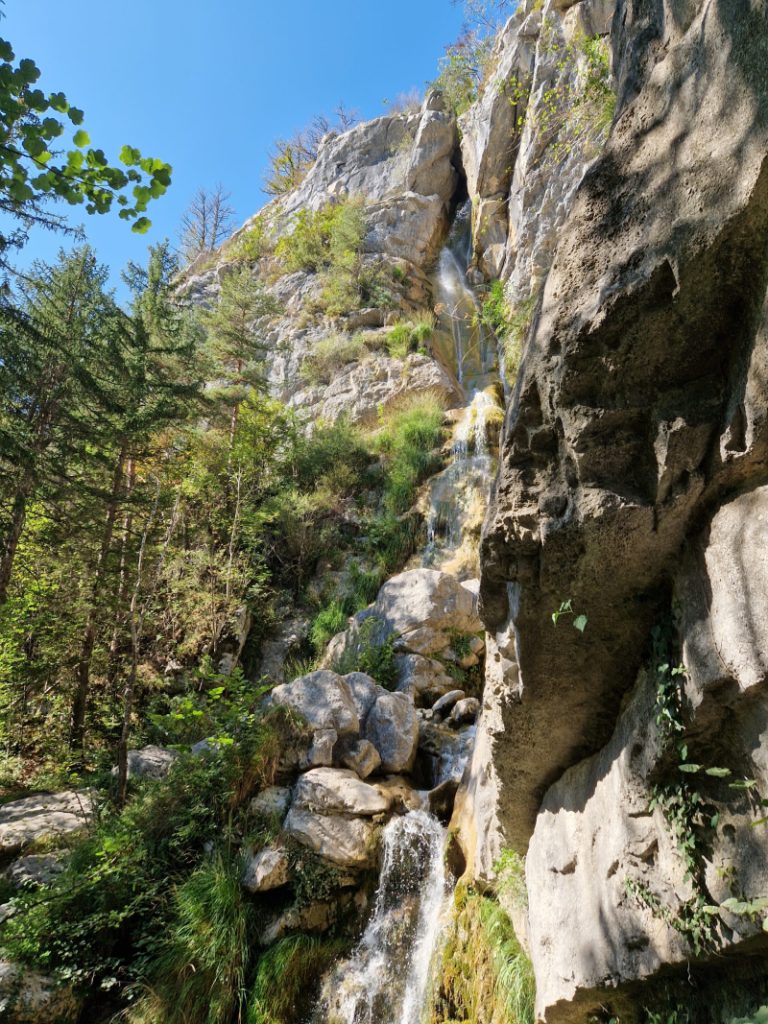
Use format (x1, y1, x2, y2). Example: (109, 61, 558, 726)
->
(467, 0, 768, 1018)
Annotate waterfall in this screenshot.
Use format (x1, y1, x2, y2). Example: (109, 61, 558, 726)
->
(315, 202, 503, 1024)
(419, 210, 503, 576)
(313, 811, 451, 1024)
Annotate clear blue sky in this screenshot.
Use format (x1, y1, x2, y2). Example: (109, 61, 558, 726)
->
(6, 0, 466, 293)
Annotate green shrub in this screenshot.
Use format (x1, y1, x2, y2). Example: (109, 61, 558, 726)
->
(375, 395, 445, 515)
(478, 281, 536, 384)
(431, 31, 495, 115)
(311, 601, 348, 654)
(495, 848, 528, 910)
(276, 198, 365, 275)
(385, 313, 435, 359)
(247, 934, 350, 1024)
(333, 615, 398, 690)
(431, 889, 534, 1024)
(0, 706, 302, 998)
(228, 214, 273, 264)
(129, 853, 254, 1024)
(274, 198, 367, 316)
(300, 333, 367, 385)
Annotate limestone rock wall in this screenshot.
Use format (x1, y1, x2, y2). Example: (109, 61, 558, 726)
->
(463, 0, 768, 1018)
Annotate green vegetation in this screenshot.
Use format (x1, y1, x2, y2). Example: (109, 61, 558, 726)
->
(310, 600, 348, 654)
(228, 213, 276, 264)
(275, 197, 369, 316)
(247, 934, 351, 1024)
(332, 615, 398, 690)
(385, 313, 435, 358)
(0, 25, 170, 262)
(300, 332, 368, 384)
(495, 848, 528, 910)
(515, 25, 616, 166)
(478, 280, 536, 382)
(431, 885, 535, 1024)
(0, 703, 301, 1004)
(431, 31, 496, 116)
(264, 106, 357, 197)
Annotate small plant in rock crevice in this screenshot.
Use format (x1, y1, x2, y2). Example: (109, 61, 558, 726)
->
(551, 598, 587, 633)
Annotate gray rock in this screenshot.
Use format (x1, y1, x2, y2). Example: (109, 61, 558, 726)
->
(330, 570, 483, 667)
(289, 353, 462, 428)
(431, 689, 466, 719)
(242, 845, 290, 893)
(341, 672, 386, 725)
(364, 692, 419, 774)
(339, 738, 382, 779)
(374, 775, 425, 814)
(270, 670, 360, 737)
(284, 807, 378, 869)
(395, 653, 456, 701)
(479, 0, 768, 853)
(111, 744, 177, 781)
(0, 960, 81, 1023)
(447, 697, 481, 727)
(4, 854, 65, 889)
(248, 786, 292, 820)
(292, 768, 390, 817)
(305, 728, 337, 768)
(0, 791, 94, 858)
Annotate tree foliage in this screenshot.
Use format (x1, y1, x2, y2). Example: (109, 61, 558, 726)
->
(0, 18, 171, 266)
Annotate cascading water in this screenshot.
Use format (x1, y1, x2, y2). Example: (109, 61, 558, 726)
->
(313, 812, 451, 1024)
(420, 202, 503, 576)
(314, 201, 504, 1024)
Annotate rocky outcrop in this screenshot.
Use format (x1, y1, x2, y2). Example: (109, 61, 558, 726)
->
(276, 91, 458, 266)
(112, 745, 177, 781)
(479, 0, 768, 851)
(287, 351, 462, 427)
(470, 0, 768, 1017)
(327, 569, 484, 668)
(0, 961, 81, 1024)
(0, 791, 94, 859)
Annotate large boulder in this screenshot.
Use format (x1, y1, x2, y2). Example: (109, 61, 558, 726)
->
(111, 744, 177, 781)
(394, 653, 456, 702)
(4, 854, 65, 889)
(338, 738, 382, 779)
(0, 961, 80, 1024)
(242, 844, 290, 893)
(249, 786, 292, 821)
(269, 670, 360, 737)
(284, 808, 379, 869)
(0, 791, 94, 859)
(292, 768, 390, 817)
(364, 692, 419, 774)
(327, 570, 483, 667)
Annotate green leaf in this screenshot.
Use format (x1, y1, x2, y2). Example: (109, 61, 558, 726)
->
(119, 144, 141, 166)
(679, 763, 702, 773)
(72, 129, 90, 148)
(705, 767, 731, 778)
(573, 614, 588, 633)
(131, 216, 151, 234)
(68, 106, 84, 125)
(729, 779, 758, 791)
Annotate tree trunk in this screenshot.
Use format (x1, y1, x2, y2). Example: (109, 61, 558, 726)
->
(69, 446, 126, 758)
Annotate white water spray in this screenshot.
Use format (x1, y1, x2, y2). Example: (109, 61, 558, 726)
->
(313, 811, 451, 1024)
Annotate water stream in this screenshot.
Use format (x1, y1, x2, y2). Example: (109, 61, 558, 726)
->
(420, 202, 502, 577)
(313, 812, 451, 1024)
(313, 203, 502, 1024)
